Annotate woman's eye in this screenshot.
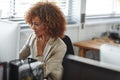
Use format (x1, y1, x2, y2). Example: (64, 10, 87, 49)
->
(32, 23, 40, 26)
(35, 23, 40, 26)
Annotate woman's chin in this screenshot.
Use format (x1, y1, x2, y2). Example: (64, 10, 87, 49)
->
(36, 35, 39, 37)
(34, 33, 38, 37)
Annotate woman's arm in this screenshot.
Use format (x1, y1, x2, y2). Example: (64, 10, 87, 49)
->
(19, 33, 33, 59)
(19, 44, 30, 59)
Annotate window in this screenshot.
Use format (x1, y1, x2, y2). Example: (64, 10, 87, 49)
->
(0, 0, 78, 24)
(0, 0, 69, 18)
(0, 0, 10, 18)
(115, 0, 120, 14)
(15, 0, 41, 17)
(86, 0, 120, 18)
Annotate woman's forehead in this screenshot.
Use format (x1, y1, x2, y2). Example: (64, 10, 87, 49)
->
(32, 16, 41, 22)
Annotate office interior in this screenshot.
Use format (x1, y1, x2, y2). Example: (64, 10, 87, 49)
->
(0, 0, 120, 80)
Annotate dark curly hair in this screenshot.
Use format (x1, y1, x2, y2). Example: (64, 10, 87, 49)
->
(25, 2, 66, 38)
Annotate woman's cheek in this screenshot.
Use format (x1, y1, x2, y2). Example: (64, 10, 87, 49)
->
(38, 31, 44, 36)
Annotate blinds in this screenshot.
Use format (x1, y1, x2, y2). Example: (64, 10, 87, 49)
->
(0, 0, 80, 24)
(15, 0, 41, 17)
(14, 0, 79, 24)
(14, 0, 68, 18)
(69, 0, 80, 23)
(48, 0, 68, 16)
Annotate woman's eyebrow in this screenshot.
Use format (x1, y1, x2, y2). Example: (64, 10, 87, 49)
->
(32, 21, 41, 23)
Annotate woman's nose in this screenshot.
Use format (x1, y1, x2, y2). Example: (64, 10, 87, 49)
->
(31, 24, 36, 30)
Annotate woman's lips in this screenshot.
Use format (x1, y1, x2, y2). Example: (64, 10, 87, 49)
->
(34, 31, 41, 37)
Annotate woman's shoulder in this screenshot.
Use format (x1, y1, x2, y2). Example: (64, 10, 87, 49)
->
(48, 37, 66, 46)
(54, 38, 66, 48)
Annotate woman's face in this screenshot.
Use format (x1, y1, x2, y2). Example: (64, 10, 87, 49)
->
(31, 16, 45, 37)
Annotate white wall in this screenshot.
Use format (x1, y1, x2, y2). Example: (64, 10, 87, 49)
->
(66, 23, 112, 55)
(79, 24, 108, 41)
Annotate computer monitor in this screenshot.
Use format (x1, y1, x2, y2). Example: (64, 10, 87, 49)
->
(62, 55, 120, 80)
(9, 58, 44, 80)
(0, 62, 7, 80)
(0, 21, 18, 62)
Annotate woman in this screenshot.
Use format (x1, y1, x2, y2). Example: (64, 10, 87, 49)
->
(19, 2, 67, 80)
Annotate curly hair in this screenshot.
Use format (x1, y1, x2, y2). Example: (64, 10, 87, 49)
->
(25, 2, 66, 38)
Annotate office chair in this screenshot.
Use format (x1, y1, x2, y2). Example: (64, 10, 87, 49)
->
(61, 35, 74, 67)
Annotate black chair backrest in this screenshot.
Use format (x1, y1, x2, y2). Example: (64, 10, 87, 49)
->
(62, 35, 74, 66)
(62, 35, 74, 56)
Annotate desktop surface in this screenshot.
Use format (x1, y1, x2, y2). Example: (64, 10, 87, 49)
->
(73, 37, 116, 57)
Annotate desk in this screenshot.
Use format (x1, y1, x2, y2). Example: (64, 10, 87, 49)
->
(73, 37, 117, 57)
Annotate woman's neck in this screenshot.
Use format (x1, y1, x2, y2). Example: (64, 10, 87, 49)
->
(44, 34, 50, 42)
